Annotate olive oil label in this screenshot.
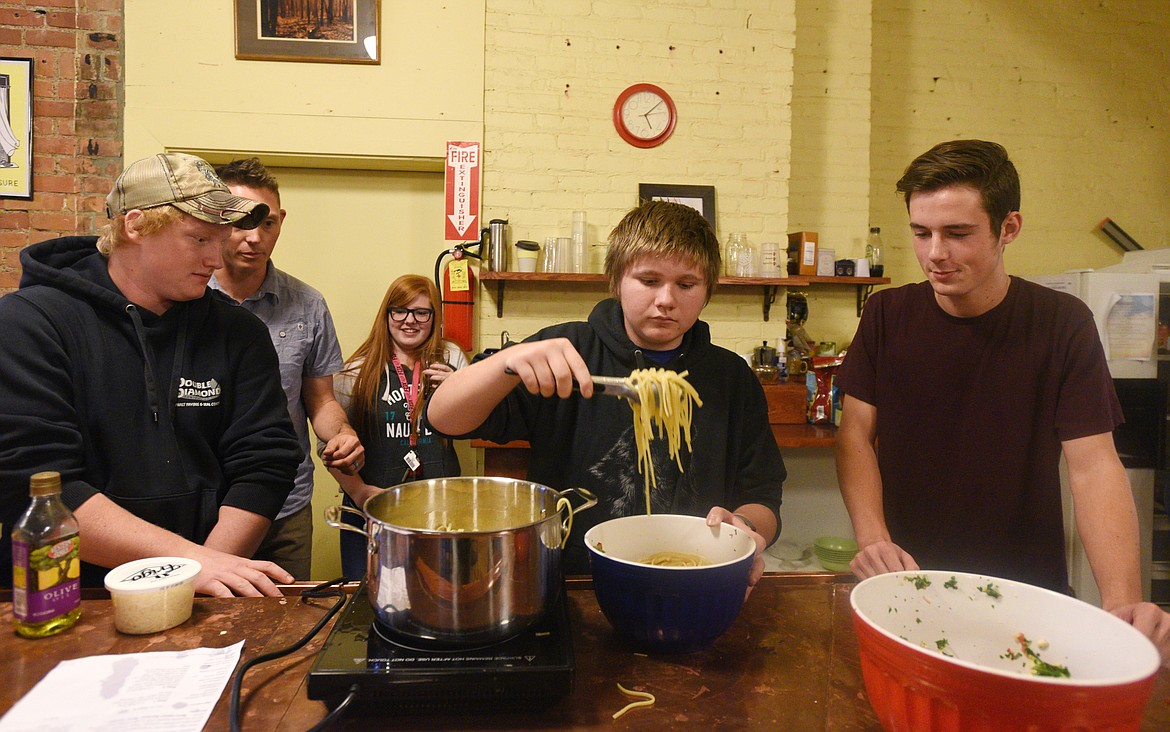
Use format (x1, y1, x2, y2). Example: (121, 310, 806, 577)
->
(12, 536, 81, 623)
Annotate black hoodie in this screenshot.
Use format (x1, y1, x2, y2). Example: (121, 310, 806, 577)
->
(0, 236, 302, 586)
(427, 298, 786, 574)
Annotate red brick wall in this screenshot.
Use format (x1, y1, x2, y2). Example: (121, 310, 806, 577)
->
(0, 0, 123, 294)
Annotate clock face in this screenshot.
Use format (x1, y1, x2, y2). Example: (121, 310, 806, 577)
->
(614, 84, 676, 148)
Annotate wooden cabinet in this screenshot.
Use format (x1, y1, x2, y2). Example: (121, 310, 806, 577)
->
(479, 271, 889, 319)
(762, 382, 836, 448)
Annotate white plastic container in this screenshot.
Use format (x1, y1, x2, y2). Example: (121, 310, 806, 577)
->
(104, 557, 201, 634)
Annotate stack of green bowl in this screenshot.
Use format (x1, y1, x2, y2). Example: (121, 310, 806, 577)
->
(813, 536, 858, 572)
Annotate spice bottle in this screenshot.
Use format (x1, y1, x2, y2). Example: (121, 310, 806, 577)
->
(866, 227, 884, 277)
(12, 471, 81, 638)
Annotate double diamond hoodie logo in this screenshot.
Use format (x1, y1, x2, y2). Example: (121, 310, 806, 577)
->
(176, 377, 221, 408)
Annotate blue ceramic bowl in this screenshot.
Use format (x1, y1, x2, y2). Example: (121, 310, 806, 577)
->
(584, 514, 756, 653)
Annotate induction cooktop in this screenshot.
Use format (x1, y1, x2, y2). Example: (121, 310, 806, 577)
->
(306, 581, 574, 712)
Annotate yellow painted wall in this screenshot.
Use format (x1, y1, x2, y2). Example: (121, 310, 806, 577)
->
(480, 1, 800, 356)
(869, 0, 1170, 291)
(120, 0, 1170, 578)
(122, 0, 485, 163)
(787, 0, 874, 350)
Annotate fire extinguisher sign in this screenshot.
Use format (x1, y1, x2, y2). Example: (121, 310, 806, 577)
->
(445, 141, 480, 241)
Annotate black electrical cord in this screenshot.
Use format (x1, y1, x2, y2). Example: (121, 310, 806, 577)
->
(229, 577, 355, 732)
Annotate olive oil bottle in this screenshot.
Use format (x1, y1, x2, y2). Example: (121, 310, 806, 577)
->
(12, 471, 81, 638)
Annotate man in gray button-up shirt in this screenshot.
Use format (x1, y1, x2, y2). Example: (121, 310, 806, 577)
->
(209, 158, 364, 579)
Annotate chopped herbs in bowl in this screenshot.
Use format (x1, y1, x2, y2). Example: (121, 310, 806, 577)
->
(850, 570, 1160, 731)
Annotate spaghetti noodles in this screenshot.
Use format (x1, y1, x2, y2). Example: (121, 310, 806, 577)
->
(639, 551, 708, 567)
(612, 683, 656, 720)
(626, 368, 703, 514)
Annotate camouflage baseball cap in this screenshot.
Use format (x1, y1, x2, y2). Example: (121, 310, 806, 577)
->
(105, 153, 268, 229)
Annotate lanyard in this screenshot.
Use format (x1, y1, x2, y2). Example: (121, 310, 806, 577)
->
(389, 354, 422, 447)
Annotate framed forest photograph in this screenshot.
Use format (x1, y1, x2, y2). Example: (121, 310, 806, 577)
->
(0, 56, 32, 200)
(235, 0, 380, 64)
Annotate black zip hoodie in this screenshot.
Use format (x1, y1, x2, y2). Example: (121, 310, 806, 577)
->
(0, 236, 302, 586)
(427, 298, 785, 574)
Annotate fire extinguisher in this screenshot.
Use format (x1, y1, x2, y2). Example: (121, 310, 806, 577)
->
(435, 242, 479, 354)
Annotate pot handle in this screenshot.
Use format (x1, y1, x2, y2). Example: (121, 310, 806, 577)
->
(323, 504, 370, 538)
(555, 487, 599, 549)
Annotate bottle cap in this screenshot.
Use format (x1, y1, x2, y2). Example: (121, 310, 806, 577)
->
(869, 226, 880, 233)
(29, 471, 61, 496)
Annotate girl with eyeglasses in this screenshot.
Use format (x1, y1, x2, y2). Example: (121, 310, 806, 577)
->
(329, 274, 468, 578)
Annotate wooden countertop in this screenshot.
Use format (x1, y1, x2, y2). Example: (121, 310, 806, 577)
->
(2, 574, 1168, 730)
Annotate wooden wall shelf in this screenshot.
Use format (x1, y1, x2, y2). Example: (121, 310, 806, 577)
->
(478, 270, 889, 319)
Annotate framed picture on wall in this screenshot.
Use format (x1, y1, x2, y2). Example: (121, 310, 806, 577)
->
(235, 0, 380, 64)
(638, 183, 716, 234)
(0, 57, 33, 200)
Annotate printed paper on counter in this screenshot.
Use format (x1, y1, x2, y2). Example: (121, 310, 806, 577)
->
(0, 641, 244, 732)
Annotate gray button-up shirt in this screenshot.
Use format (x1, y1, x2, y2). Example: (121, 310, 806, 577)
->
(209, 264, 344, 519)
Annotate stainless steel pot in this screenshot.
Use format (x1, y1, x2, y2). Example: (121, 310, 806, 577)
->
(324, 477, 596, 647)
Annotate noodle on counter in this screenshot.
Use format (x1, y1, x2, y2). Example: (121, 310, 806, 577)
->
(612, 683, 656, 720)
(626, 368, 703, 514)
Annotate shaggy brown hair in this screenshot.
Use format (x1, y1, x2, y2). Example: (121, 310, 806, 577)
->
(605, 199, 722, 303)
(896, 139, 1020, 236)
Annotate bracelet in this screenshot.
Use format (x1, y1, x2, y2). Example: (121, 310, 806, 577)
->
(732, 513, 757, 533)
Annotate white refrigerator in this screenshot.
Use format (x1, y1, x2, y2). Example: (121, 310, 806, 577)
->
(1031, 269, 1160, 606)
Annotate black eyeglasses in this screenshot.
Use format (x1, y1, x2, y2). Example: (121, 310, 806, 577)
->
(388, 307, 434, 323)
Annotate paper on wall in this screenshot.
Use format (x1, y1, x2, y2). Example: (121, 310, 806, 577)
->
(1104, 293, 1156, 361)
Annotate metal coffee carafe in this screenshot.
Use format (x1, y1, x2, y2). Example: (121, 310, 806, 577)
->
(752, 340, 780, 385)
(483, 218, 510, 272)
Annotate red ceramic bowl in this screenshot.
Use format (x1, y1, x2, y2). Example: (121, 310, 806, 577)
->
(851, 571, 1159, 732)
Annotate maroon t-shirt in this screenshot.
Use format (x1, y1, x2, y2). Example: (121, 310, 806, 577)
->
(837, 277, 1123, 592)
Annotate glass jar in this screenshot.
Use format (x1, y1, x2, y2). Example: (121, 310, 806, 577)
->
(739, 241, 758, 276)
(726, 233, 746, 276)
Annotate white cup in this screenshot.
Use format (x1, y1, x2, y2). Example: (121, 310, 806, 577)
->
(854, 258, 870, 277)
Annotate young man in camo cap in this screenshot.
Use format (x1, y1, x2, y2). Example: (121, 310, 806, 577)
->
(0, 152, 303, 597)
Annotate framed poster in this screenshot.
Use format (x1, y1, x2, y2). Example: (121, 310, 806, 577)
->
(235, 0, 380, 64)
(0, 57, 32, 200)
(638, 183, 716, 233)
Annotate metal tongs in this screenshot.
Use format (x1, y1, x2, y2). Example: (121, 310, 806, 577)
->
(504, 368, 653, 405)
(588, 375, 642, 403)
